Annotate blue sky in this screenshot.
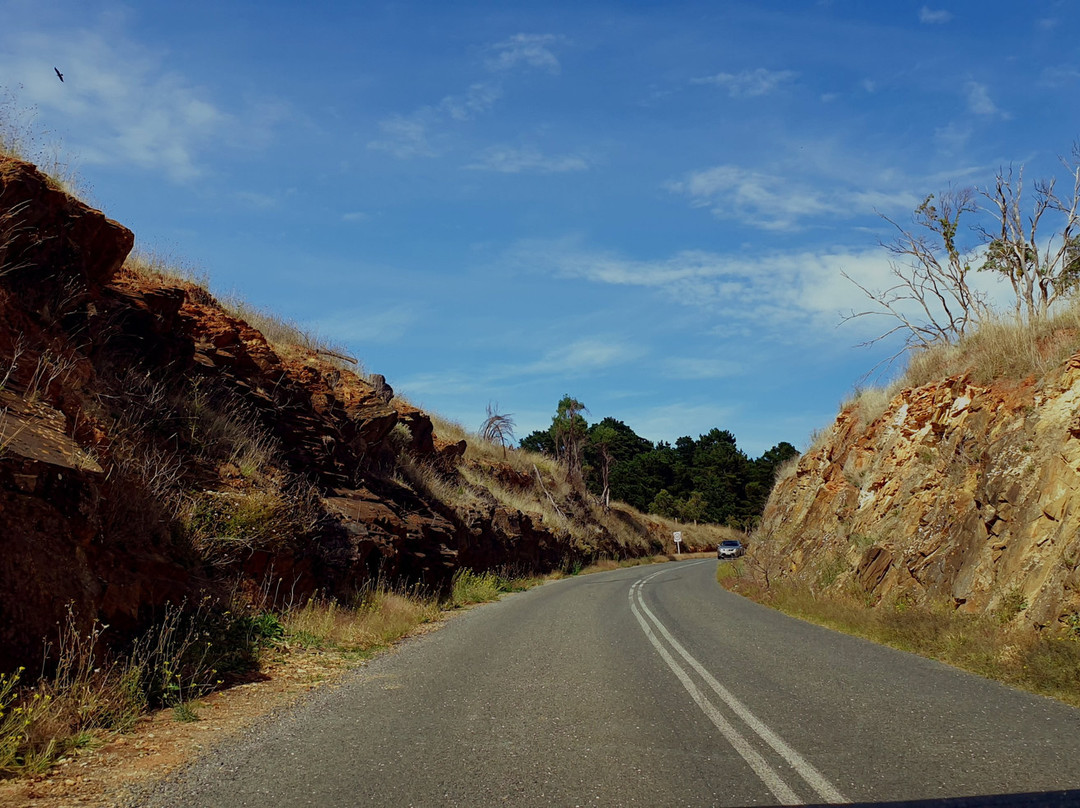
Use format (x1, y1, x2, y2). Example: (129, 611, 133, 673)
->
(2, 1, 1079, 455)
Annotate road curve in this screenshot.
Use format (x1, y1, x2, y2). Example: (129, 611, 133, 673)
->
(139, 560, 1080, 807)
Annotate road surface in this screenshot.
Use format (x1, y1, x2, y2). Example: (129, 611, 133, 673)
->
(140, 560, 1080, 807)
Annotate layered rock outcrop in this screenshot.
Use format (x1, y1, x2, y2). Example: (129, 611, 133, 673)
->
(0, 157, 663, 670)
(761, 362, 1080, 634)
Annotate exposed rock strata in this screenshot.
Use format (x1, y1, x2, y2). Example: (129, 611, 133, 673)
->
(761, 365, 1080, 634)
(0, 157, 663, 670)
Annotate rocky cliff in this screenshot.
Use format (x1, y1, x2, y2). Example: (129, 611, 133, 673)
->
(0, 157, 667, 671)
(760, 359, 1080, 636)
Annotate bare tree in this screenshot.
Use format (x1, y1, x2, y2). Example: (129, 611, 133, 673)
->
(977, 149, 1080, 320)
(844, 189, 989, 353)
(480, 402, 515, 459)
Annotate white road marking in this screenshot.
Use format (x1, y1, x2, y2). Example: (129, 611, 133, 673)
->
(629, 564, 848, 805)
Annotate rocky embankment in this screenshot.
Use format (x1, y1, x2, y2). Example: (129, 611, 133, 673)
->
(760, 364, 1080, 635)
(0, 156, 664, 671)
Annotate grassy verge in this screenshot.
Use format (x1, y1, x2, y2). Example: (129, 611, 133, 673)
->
(0, 551, 711, 779)
(0, 569, 547, 779)
(718, 567, 1080, 708)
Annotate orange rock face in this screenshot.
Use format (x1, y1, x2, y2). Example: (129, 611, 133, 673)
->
(1, 157, 626, 671)
(761, 366, 1080, 633)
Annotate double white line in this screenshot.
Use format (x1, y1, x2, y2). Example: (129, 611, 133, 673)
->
(629, 566, 848, 805)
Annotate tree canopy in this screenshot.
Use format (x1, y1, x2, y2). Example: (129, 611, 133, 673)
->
(520, 404, 798, 529)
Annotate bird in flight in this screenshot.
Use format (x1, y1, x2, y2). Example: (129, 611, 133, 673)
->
(54, 67, 64, 82)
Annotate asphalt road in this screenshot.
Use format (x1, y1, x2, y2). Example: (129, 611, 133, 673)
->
(141, 560, 1080, 807)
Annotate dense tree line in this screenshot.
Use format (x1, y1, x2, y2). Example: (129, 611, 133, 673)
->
(519, 399, 798, 528)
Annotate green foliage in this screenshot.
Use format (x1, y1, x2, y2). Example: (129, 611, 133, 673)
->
(172, 702, 200, 723)
(448, 569, 526, 607)
(648, 488, 678, 518)
(997, 586, 1029, 625)
(522, 399, 799, 527)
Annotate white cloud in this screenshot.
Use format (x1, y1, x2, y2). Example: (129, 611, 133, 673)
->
(1039, 65, 1080, 87)
(0, 28, 237, 182)
(667, 164, 919, 230)
(439, 82, 502, 121)
(368, 34, 556, 160)
(367, 114, 436, 158)
(513, 337, 639, 376)
(934, 122, 972, 155)
(691, 68, 796, 98)
(395, 335, 638, 401)
(501, 236, 1013, 351)
(486, 34, 563, 74)
(464, 145, 587, 174)
(234, 190, 282, 209)
(341, 211, 369, 222)
(314, 306, 419, 345)
(661, 357, 743, 380)
(918, 7, 953, 24)
(965, 81, 1006, 117)
(504, 239, 896, 334)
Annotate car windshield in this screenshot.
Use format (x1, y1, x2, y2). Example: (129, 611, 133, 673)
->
(721, 541, 741, 547)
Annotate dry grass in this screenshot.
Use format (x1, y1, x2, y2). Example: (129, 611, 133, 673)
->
(903, 305, 1080, 388)
(720, 572, 1080, 708)
(282, 588, 440, 652)
(123, 248, 211, 290)
(123, 250, 362, 375)
(396, 453, 483, 512)
(0, 601, 255, 777)
(848, 382, 902, 427)
(644, 511, 742, 552)
(0, 88, 85, 199)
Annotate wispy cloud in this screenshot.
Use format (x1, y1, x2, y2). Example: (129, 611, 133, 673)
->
(341, 211, 369, 222)
(464, 145, 587, 174)
(1039, 65, 1080, 87)
(933, 122, 972, 155)
(395, 334, 638, 398)
(661, 357, 743, 380)
(486, 34, 564, 74)
(667, 164, 918, 230)
(0, 28, 242, 182)
(368, 114, 436, 158)
(314, 306, 419, 344)
(369, 34, 560, 159)
(691, 68, 796, 98)
(234, 190, 285, 209)
(438, 82, 502, 121)
(512, 337, 639, 376)
(918, 6, 953, 24)
(965, 81, 1006, 117)
(503, 234, 1016, 351)
(503, 239, 897, 334)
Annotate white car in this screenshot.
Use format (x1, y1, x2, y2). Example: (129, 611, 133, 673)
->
(717, 539, 745, 559)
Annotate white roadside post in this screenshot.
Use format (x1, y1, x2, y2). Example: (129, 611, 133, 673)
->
(673, 531, 682, 556)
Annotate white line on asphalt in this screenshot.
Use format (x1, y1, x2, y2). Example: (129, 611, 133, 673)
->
(628, 580, 801, 805)
(630, 565, 849, 805)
